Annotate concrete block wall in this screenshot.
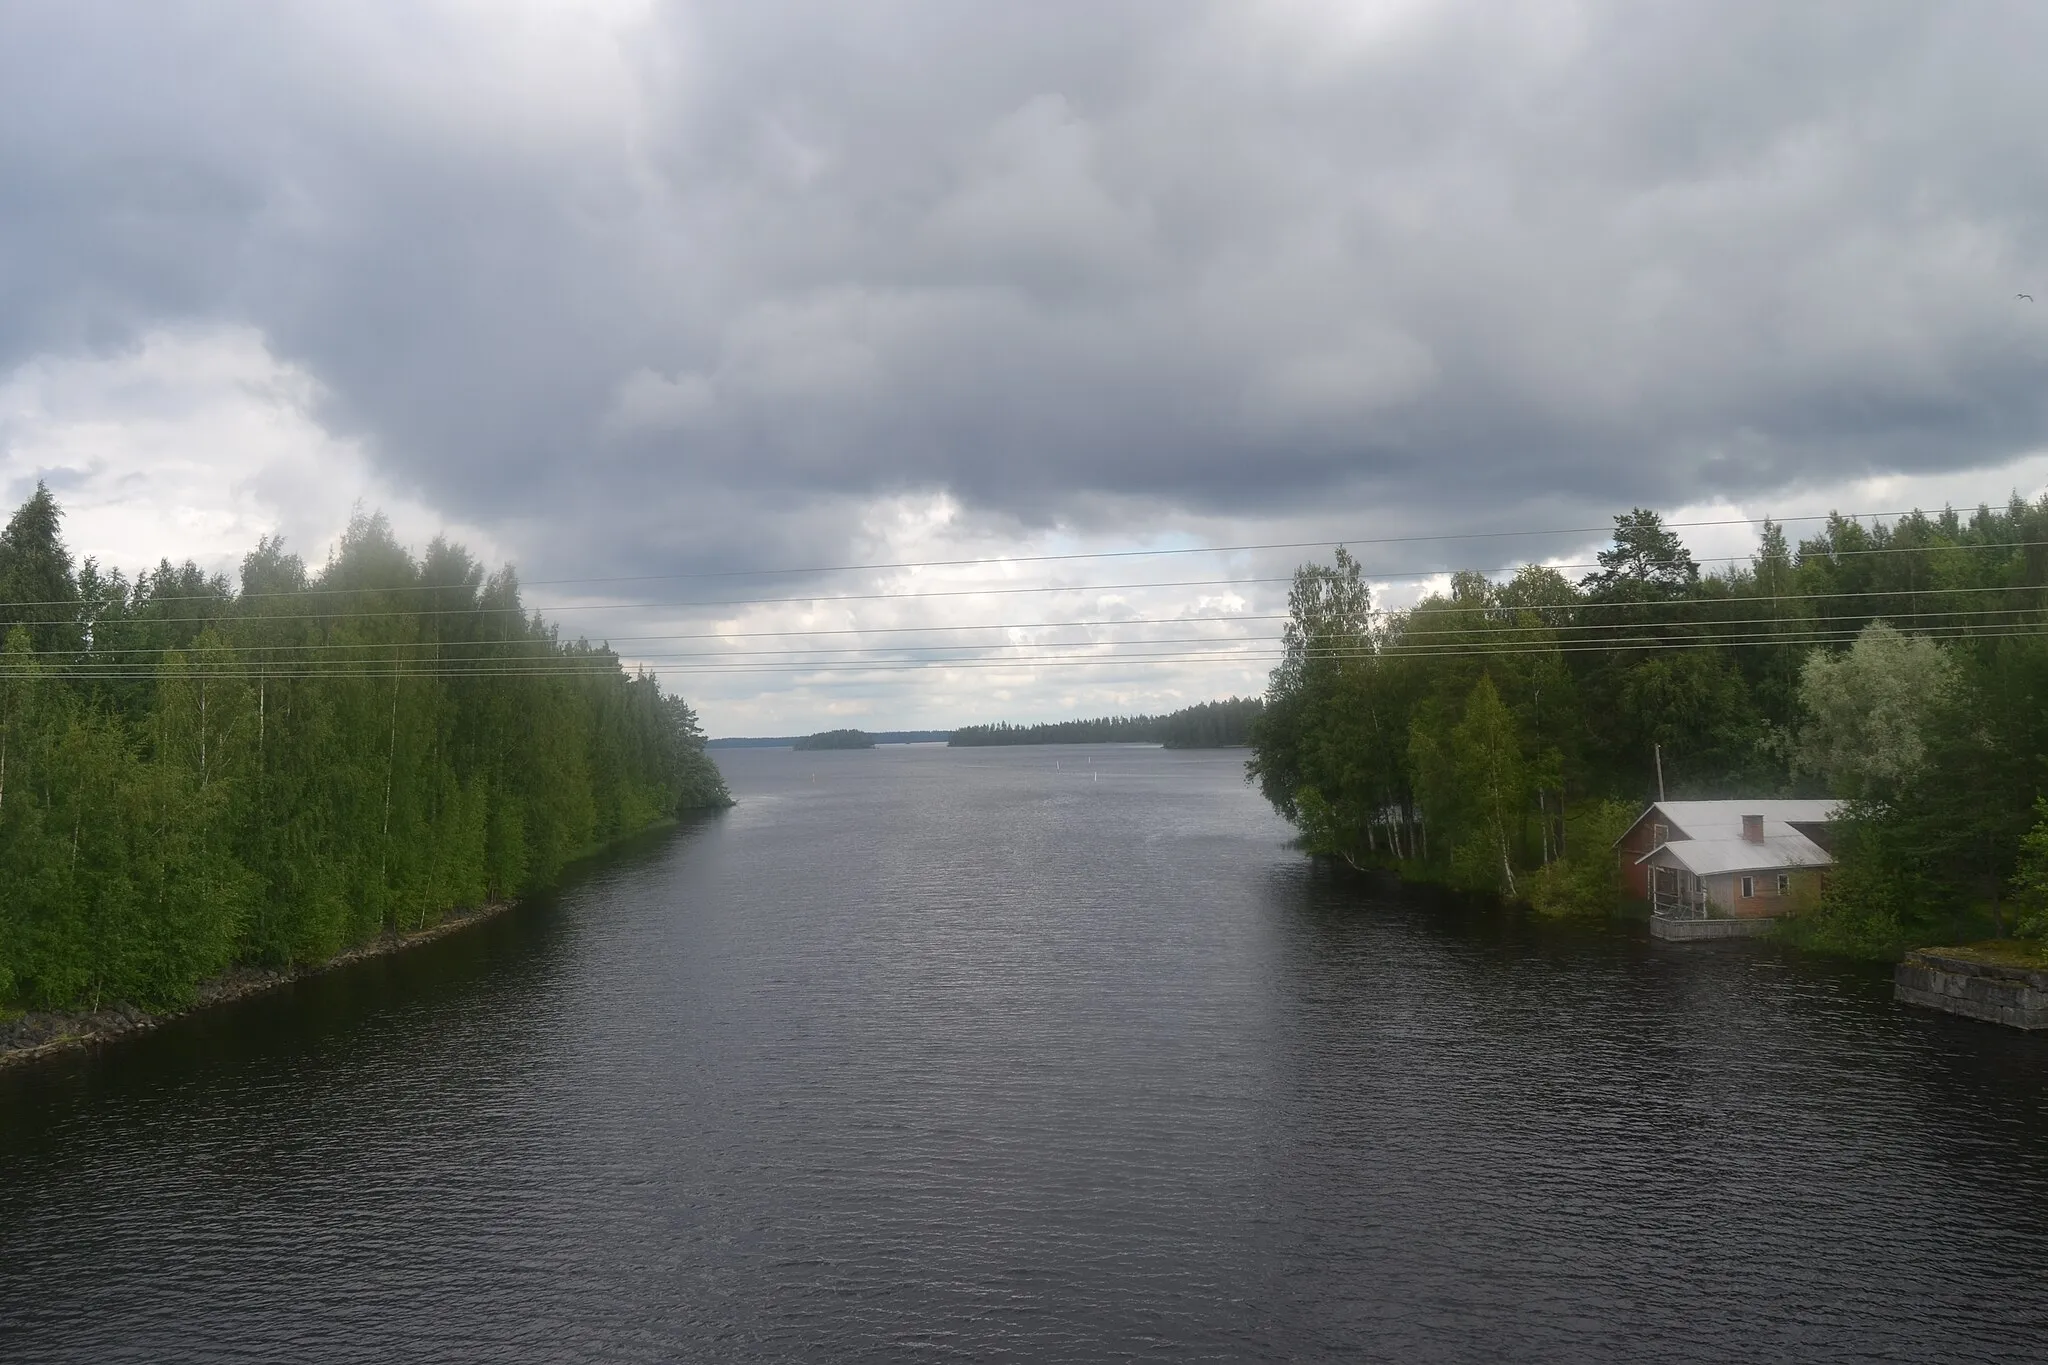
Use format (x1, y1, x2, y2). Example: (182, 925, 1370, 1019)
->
(1894, 951, 2048, 1030)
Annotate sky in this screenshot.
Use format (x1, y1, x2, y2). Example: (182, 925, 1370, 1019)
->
(2, 0, 2045, 735)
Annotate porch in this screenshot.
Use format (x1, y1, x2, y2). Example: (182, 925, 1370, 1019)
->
(1650, 866, 1709, 920)
(1648, 865, 1777, 940)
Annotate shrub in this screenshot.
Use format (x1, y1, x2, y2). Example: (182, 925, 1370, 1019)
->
(1523, 799, 1635, 917)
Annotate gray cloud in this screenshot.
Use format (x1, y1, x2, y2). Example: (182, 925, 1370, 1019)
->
(5, 0, 2048, 588)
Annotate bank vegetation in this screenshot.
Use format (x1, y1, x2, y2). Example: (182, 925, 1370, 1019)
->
(1249, 503, 2048, 958)
(952, 696, 1263, 749)
(0, 487, 729, 1017)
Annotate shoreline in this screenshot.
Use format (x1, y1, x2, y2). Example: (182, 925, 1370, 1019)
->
(0, 812, 719, 1074)
(0, 898, 519, 1073)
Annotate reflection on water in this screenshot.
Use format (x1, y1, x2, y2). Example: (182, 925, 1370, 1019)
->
(2, 744, 2044, 1362)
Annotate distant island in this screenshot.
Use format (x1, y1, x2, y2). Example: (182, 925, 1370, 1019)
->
(792, 729, 878, 750)
(709, 730, 951, 749)
(706, 699, 1264, 751)
(951, 697, 1263, 749)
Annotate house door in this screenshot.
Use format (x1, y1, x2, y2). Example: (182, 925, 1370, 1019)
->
(1653, 866, 1679, 916)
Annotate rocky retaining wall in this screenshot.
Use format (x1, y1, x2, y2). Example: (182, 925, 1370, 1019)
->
(1894, 950, 2048, 1030)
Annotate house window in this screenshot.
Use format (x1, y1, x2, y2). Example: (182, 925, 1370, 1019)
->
(1653, 823, 1669, 846)
(1777, 874, 1789, 895)
(1741, 876, 1755, 898)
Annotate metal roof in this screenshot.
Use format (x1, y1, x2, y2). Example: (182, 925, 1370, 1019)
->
(1637, 829, 1833, 876)
(1615, 798, 1842, 847)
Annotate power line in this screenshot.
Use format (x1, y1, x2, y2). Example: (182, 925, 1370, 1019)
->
(0, 614, 1291, 659)
(15, 511, 2048, 616)
(14, 617, 2048, 681)
(35, 504, 1979, 607)
(16, 530, 2048, 630)
(22, 600, 2046, 670)
(515, 506, 1932, 586)
(601, 603, 2048, 659)
(21, 574, 1291, 625)
(10, 579, 2048, 662)
(617, 620, 2048, 674)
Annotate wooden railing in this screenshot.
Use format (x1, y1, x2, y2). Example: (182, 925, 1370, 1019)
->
(1653, 888, 1709, 919)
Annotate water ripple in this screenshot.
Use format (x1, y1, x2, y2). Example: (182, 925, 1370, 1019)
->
(3, 745, 2045, 1362)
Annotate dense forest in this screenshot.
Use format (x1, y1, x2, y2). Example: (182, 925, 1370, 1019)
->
(951, 697, 1263, 749)
(0, 486, 729, 1014)
(1160, 698, 1265, 748)
(1249, 503, 2048, 956)
(952, 716, 1162, 746)
(793, 729, 875, 750)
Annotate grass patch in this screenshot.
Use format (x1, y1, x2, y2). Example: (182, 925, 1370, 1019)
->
(1915, 940, 2048, 970)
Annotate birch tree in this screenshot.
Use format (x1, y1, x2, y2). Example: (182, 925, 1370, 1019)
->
(1796, 621, 1957, 802)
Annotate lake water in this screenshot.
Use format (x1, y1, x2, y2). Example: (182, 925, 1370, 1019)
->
(4, 743, 2047, 1362)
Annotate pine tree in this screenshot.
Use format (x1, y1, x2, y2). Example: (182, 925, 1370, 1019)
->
(0, 482, 84, 654)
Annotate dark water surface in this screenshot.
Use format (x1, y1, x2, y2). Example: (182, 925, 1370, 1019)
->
(4, 744, 2047, 1362)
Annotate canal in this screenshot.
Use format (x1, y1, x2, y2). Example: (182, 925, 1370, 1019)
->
(3, 744, 2045, 1361)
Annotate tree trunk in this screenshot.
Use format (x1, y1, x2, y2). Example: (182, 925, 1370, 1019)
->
(381, 674, 400, 920)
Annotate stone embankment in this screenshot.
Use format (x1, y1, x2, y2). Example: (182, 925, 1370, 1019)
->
(1649, 914, 1776, 941)
(1894, 947, 2048, 1030)
(0, 899, 516, 1071)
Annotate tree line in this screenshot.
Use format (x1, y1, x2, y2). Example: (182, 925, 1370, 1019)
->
(1248, 501, 2048, 954)
(793, 729, 875, 750)
(0, 486, 729, 1013)
(951, 696, 1263, 749)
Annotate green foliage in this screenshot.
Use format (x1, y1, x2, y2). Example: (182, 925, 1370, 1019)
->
(793, 729, 875, 750)
(1778, 809, 1919, 958)
(0, 483, 84, 654)
(1159, 697, 1262, 748)
(951, 696, 1263, 748)
(952, 715, 1165, 746)
(1795, 621, 1956, 800)
(1814, 634, 2048, 949)
(1582, 508, 1699, 598)
(1290, 784, 1347, 859)
(1248, 548, 1377, 826)
(0, 496, 729, 1012)
(1413, 676, 1528, 895)
(2013, 799, 2048, 940)
(1247, 500, 2048, 956)
(1523, 800, 1635, 918)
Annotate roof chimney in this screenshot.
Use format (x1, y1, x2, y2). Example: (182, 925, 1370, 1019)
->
(1742, 814, 1764, 844)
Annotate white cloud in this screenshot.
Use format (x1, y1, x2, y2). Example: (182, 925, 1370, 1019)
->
(6, 328, 2045, 735)
(6, 2, 2048, 733)
(0, 326, 500, 581)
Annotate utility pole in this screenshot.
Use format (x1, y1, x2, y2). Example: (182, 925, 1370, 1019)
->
(1655, 743, 1666, 802)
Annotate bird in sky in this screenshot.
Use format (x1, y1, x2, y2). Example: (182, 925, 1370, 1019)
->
(2022, 293, 2035, 301)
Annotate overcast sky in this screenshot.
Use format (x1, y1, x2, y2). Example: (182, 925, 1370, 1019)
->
(3, 1, 2045, 733)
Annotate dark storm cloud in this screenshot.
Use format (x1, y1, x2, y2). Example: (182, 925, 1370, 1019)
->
(5, 0, 2047, 577)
